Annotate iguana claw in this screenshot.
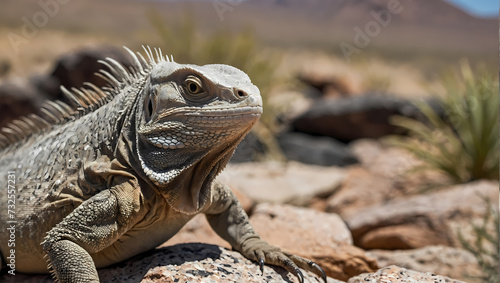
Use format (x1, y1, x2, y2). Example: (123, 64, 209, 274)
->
(294, 267, 304, 283)
(259, 258, 265, 274)
(310, 262, 327, 282)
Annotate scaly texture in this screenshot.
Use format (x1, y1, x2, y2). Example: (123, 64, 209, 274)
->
(0, 47, 325, 282)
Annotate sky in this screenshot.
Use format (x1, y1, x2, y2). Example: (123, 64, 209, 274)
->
(446, 0, 499, 17)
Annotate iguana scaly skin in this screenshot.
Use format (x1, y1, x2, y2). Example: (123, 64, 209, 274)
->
(0, 47, 326, 282)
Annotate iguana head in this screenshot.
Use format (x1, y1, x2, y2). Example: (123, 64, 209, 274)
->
(134, 61, 262, 213)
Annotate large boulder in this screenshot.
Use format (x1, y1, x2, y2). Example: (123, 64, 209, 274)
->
(278, 131, 358, 166)
(292, 95, 439, 142)
(343, 180, 499, 250)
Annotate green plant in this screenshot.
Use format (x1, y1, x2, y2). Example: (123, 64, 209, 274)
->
(390, 62, 499, 184)
(457, 197, 499, 283)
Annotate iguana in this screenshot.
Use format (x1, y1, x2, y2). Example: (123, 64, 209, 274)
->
(0, 47, 326, 282)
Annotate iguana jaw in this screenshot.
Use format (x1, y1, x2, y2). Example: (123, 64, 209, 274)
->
(141, 106, 262, 149)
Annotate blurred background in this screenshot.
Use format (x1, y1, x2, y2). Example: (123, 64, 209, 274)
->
(0, 0, 498, 282)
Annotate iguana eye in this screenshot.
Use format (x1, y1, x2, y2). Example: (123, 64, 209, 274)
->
(185, 77, 204, 95)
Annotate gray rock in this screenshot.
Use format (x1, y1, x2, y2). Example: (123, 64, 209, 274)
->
(347, 265, 466, 283)
(367, 245, 481, 282)
(292, 95, 441, 142)
(278, 132, 358, 166)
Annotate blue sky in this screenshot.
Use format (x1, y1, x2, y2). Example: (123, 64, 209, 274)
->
(446, 0, 498, 17)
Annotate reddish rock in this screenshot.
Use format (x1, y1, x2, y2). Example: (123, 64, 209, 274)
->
(325, 166, 396, 216)
(358, 224, 449, 250)
(250, 203, 378, 281)
(344, 180, 499, 250)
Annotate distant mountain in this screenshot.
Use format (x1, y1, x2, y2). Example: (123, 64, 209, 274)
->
(0, 0, 496, 57)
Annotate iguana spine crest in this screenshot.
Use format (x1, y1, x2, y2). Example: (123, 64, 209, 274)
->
(0, 46, 173, 151)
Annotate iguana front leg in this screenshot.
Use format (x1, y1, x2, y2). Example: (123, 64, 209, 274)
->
(205, 181, 327, 282)
(42, 173, 141, 283)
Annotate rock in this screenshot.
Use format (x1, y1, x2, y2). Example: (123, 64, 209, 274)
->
(357, 224, 449, 250)
(49, 45, 131, 99)
(298, 71, 357, 97)
(3, 244, 331, 283)
(347, 265, 467, 283)
(218, 161, 346, 205)
(344, 180, 499, 250)
(348, 139, 448, 189)
(0, 77, 47, 128)
(367, 245, 481, 282)
(278, 132, 358, 167)
(250, 203, 378, 281)
(251, 203, 353, 246)
(325, 166, 397, 216)
(292, 95, 425, 142)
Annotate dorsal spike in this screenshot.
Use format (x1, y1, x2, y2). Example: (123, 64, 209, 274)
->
(12, 119, 32, 133)
(39, 107, 61, 123)
(123, 46, 144, 74)
(19, 116, 38, 130)
(170, 55, 174, 62)
(55, 101, 74, 114)
(28, 114, 51, 128)
(136, 51, 150, 70)
(45, 101, 70, 119)
(61, 86, 83, 108)
(71, 88, 93, 107)
(83, 82, 108, 99)
(146, 46, 155, 64)
(97, 70, 121, 88)
(105, 58, 131, 82)
(6, 123, 25, 138)
(97, 60, 123, 82)
(1, 128, 18, 143)
(80, 89, 100, 105)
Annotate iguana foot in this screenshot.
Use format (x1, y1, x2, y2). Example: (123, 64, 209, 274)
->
(241, 238, 327, 282)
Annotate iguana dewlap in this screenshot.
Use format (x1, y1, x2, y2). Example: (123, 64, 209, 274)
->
(0, 47, 326, 283)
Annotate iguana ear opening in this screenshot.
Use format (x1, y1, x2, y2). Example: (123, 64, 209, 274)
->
(143, 83, 156, 123)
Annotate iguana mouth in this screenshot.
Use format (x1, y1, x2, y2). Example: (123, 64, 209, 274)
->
(141, 106, 261, 150)
(157, 106, 262, 120)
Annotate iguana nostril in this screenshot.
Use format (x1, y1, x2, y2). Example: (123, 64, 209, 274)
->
(235, 89, 247, 98)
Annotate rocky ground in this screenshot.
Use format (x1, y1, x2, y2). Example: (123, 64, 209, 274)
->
(0, 46, 498, 282)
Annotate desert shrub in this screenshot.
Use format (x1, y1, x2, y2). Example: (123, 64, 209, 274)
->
(457, 198, 499, 283)
(391, 62, 499, 184)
